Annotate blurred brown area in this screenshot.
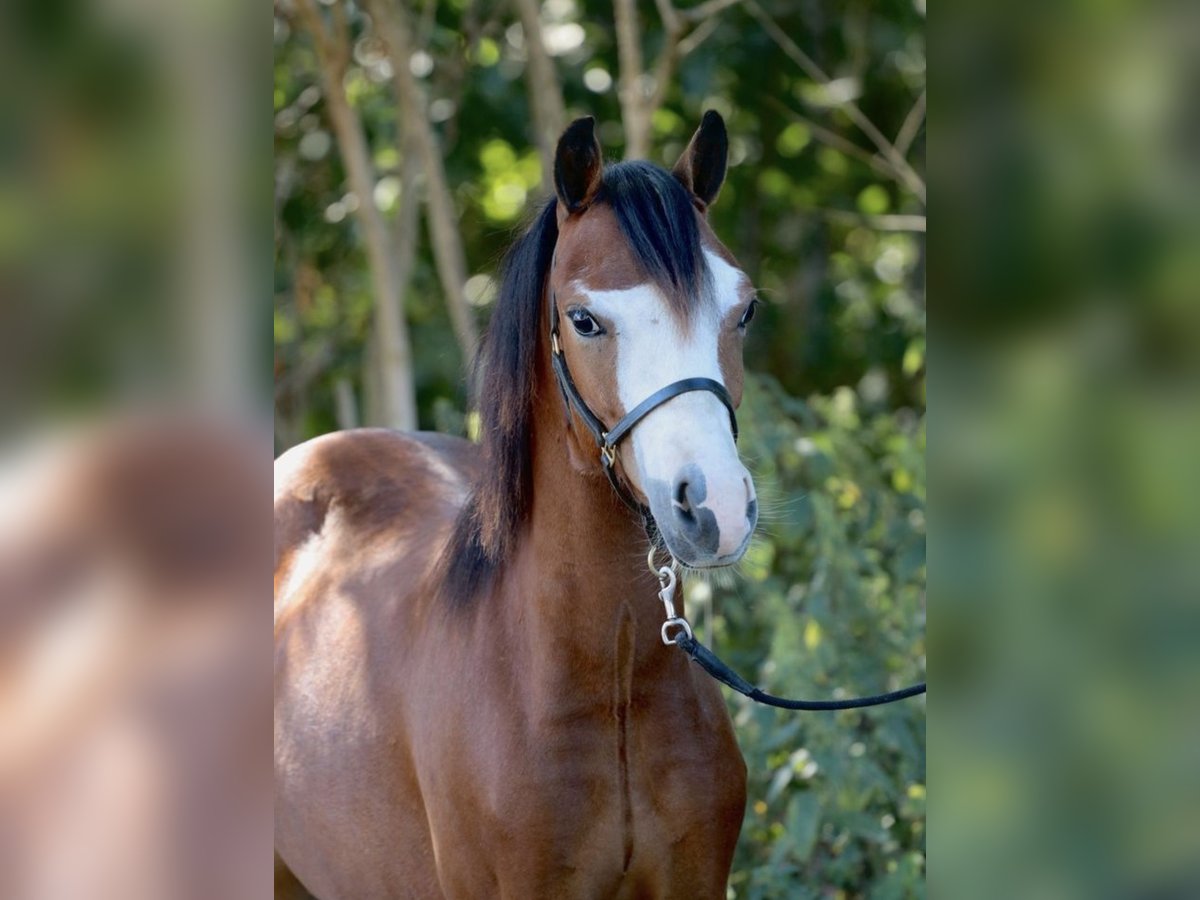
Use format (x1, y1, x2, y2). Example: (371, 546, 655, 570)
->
(0, 0, 270, 896)
(0, 419, 270, 899)
(935, 0, 1200, 897)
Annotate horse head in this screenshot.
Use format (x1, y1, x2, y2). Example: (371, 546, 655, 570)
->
(548, 113, 759, 568)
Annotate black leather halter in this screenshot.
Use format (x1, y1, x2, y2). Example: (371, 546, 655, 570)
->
(548, 296, 738, 516)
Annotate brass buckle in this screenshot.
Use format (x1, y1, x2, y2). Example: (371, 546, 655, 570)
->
(600, 442, 616, 467)
(551, 331, 561, 355)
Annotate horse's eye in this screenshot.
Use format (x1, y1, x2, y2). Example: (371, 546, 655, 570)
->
(738, 299, 759, 329)
(568, 308, 604, 337)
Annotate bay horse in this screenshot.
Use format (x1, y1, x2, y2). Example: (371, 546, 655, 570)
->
(274, 112, 761, 899)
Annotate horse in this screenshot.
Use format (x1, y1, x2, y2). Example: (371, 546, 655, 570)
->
(274, 111, 762, 899)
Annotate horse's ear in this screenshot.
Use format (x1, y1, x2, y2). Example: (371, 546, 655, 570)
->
(554, 116, 603, 214)
(673, 110, 728, 211)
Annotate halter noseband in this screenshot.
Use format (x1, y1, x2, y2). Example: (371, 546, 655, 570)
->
(548, 295, 738, 516)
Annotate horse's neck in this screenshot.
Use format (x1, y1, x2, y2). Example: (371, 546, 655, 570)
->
(497, 381, 679, 700)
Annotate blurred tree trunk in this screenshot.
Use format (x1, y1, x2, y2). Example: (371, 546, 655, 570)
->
(293, 0, 417, 430)
(391, 138, 423, 344)
(362, 331, 382, 429)
(613, 0, 652, 159)
(512, 0, 565, 186)
(615, 0, 722, 161)
(367, 0, 479, 362)
(333, 376, 360, 430)
(168, 1, 253, 417)
(364, 139, 424, 429)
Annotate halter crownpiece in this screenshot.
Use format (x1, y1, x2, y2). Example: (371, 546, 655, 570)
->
(548, 294, 738, 515)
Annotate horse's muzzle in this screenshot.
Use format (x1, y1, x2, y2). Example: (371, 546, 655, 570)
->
(651, 464, 757, 567)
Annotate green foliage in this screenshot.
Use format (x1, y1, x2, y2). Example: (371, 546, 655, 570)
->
(707, 373, 926, 898)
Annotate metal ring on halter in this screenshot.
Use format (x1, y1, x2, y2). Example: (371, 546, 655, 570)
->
(646, 545, 680, 579)
(661, 617, 693, 645)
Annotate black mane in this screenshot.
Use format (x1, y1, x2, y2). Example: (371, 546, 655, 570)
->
(440, 162, 708, 604)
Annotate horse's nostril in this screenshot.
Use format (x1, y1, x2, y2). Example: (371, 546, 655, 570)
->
(673, 480, 694, 519)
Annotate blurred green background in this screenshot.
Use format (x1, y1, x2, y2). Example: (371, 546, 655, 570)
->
(274, 1, 927, 897)
(934, 2, 1200, 897)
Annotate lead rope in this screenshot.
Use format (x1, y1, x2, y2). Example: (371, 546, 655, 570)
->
(649, 548, 927, 711)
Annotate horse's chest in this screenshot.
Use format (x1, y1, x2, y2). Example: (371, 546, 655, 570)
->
(422, 625, 746, 896)
(454, 696, 744, 898)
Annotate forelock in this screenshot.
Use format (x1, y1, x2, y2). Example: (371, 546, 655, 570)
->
(598, 161, 711, 318)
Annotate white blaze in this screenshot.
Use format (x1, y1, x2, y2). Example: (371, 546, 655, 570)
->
(577, 250, 754, 559)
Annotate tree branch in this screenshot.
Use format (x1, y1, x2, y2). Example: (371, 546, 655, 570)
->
(817, 210, 926, 232)
(653, 0, 683, 33)
(745, 0, 926, 204)
(894, 89, 926, 161)
(645, 0, 688, 120)
(292, 0, 331, 57)
(681, 0, 741, 24)
(677, 16, 720, 57)
(329, 1, 351, 64)
(616, 0, 738, 159)
(765, 96, 908, 188)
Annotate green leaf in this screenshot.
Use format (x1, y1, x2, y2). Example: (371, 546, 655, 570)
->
(784, 791, 822, 860)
